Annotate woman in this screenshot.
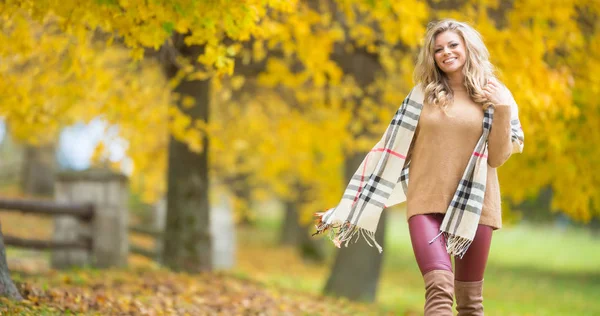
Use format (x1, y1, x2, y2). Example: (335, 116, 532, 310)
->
(314, 19, 524, 315)
(407, 19, 523, 315)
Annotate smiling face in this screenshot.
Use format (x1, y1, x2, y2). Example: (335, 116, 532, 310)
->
(433, 31, 467, 76)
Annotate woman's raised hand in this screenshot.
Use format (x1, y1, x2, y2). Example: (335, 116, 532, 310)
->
(483, 78, 512, 107)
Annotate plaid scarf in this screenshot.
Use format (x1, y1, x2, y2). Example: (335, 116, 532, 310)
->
(314, 84, 525, 258)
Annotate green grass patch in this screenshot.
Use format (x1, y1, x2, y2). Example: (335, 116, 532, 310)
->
(237, 210, 600, 315)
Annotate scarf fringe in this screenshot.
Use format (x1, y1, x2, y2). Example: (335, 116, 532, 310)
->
(442, 232, 473, 259)
(312, 212, 383, 253)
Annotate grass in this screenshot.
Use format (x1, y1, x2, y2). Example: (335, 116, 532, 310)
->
(384, 212, 600, 315)
(235, 209, 600, 316)
(3, 207, 600, 315)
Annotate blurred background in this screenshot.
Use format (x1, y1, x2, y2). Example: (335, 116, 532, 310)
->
(0, 0, 599, 315)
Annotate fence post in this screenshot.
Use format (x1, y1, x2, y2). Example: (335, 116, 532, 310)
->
(52, 169, 129, 269)
(211, 193, 236, 269)
(153, 197, 166, 264)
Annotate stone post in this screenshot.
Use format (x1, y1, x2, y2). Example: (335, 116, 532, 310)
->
(210, 193, 236, 269)
(52, 169, 129, 269)
(153, 197, 167, 263)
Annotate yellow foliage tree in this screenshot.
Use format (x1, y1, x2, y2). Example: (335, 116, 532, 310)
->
(243, 0, 600, 226)
(0, 11, 171, 203)
(442, 0, 600, 222)
(1, 0, 302, 272)
(1, 0, 599, 275)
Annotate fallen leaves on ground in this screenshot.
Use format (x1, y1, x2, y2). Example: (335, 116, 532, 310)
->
(1, 268, 382, 315)
(1, 208, 391, 315)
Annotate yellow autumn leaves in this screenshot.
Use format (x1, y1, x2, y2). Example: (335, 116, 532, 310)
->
(1, 0, 599, 223)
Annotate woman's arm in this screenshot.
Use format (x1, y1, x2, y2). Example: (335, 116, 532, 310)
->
(487, 104, 513, 168)
(483, 79, 523, 168)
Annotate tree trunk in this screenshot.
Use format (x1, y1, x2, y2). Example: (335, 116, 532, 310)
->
(590, 216, 600, 238)
(280, 200, 303, 246)
(298, 224, 326, 263)
(323, 15, 386, 299)
(323, 152, 386, 302)
(516, 187, 558, 223)
(0, 131, 22, 186)
(20, 144, 56, 196)
(0, 222, 23, 300)
(280, 186, 326, 262)
(162, 41, 212, 273)
(281, 203, 326, 261)
(231, 174, 255, 226)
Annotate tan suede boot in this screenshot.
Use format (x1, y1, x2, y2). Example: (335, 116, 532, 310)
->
(454, 279, 484, 316)
(423, 270, 454, 316)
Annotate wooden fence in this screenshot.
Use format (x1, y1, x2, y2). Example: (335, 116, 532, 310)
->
(0, 199, 94, 251)
(128, 224, 163, 263)
(0, 169, 129, 269)
(2, 170, 237, 269)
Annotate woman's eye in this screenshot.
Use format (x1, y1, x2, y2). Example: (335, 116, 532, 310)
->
(435, 49, 442, 53)
(450, 43, 458, 48)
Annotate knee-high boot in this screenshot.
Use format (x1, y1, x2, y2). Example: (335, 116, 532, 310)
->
(423, 270, 454, 316)
(455, 279, 484, 315)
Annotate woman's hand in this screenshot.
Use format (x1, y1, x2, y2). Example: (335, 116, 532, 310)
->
(483, 78, 512, 107)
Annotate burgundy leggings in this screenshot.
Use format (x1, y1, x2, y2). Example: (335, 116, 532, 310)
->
(409, 213, 493, 282)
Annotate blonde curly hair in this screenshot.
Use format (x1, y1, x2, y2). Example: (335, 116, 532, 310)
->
(414, 19, 495, 110)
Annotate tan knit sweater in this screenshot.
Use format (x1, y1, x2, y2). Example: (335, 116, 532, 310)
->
(405, 89, 514, 229)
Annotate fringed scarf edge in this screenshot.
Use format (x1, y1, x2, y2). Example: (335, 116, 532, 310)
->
(312, 212, 383, 253)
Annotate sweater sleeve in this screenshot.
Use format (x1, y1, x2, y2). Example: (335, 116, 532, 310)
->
(487, 105, 513, 168)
